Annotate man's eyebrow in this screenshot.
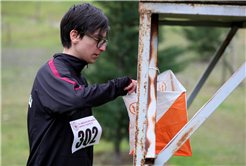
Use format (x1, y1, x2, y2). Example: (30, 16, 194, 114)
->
(93, 33, 107, 39)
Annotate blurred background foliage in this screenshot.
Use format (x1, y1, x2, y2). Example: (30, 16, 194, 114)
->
(1, 1, 245, 166)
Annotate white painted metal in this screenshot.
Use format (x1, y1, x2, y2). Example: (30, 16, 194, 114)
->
(145, 14, 158, 161)
(140, 2, 246, 18)
(154, 61, 246, 166)
(136, 2, 246, 166)
(134, 12, 152, 166)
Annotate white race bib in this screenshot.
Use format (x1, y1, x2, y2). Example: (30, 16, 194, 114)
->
(69, 116, 102, 154)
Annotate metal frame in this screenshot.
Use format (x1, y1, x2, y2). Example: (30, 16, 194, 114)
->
(134, 12, 159, 166)
(134, 12, 151, 166)
(154, 61, 246, 165)
(159, 20, 244, 27)
(187, 25, 239, 108)
(135, 1, 246, 166)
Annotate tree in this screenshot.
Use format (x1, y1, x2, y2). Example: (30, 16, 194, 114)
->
(83, 2, 140, 164)
(181, 26, 235, 85)
(181, 27, 228, 61)
(82, 1, 189, 164)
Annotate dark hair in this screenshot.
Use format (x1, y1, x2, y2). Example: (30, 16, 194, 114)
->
(60, 3, 110, 48)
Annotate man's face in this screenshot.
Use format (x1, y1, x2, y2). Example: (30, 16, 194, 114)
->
(73, 28, 107, 64)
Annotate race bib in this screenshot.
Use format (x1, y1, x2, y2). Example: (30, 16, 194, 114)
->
(70, 116, 102, 154)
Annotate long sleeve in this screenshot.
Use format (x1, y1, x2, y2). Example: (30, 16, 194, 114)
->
(34, 59, 131, 115)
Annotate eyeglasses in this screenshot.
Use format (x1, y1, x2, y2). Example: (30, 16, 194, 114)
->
(85, 34, 109, 48)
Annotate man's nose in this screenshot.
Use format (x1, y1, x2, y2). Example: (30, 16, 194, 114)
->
(99, 44, 106, 52)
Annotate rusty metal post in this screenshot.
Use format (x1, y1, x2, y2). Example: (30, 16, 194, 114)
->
(134, 11, 152, 166)
(145, 13, 159, 165)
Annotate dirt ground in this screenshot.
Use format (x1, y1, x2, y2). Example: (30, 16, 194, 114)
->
(93, 150, 172, 166)
(93, 150, 133, 166)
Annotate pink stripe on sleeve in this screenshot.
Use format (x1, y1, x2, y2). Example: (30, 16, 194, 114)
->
(48, 59, 82, 90)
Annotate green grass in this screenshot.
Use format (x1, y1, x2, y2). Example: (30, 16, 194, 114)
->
(1, 1, 92, 48)
(1, 1, 246, 166)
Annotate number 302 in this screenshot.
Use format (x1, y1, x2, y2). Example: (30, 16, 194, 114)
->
(76, 126, 98, 148)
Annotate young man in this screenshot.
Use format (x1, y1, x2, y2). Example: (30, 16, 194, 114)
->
(27, 3, 137, 166)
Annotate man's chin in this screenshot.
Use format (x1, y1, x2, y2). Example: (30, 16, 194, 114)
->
(88, 60, 96, 64)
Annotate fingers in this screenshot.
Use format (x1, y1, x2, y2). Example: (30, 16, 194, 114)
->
(131, 80, 137, 94)
(123, 83, 132, 91)
(127, 84, 134, 95)
(124, 80, 137, 95)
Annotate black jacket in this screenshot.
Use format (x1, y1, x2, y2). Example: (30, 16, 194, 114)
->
(27, 53, 131, 166)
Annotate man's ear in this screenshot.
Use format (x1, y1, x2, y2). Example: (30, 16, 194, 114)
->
(70, 30, 80, 44)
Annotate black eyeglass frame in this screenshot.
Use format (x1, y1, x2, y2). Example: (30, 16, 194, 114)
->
(85, 34, 109, 48)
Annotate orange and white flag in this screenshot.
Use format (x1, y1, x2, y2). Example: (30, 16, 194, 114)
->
(123, 70, 192, 156)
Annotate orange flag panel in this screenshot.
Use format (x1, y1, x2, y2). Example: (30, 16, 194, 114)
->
(156, 92, 192, 156)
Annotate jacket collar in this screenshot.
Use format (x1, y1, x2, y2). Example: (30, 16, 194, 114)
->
(53, 53, 88, 74)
